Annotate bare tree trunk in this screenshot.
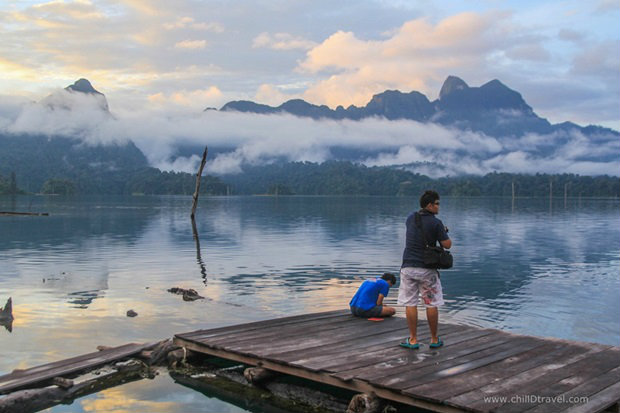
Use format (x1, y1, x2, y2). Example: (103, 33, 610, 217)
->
(190, 146, 208, 283)
(191, 146, 208, 220)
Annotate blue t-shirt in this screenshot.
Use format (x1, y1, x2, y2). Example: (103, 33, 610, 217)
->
(349, 278, 390, 311)
(402, 210, 449, 268)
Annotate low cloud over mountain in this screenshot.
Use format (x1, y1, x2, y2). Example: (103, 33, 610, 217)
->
(1, 77, 618, 177)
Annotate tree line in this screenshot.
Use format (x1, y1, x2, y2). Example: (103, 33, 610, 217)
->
(1, 161, 618, 197)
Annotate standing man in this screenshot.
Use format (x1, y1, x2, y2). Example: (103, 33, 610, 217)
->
(398, 190, 451, 349)
(349, 273, 397, 318)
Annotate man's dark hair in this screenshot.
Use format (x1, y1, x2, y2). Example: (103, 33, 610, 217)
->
(382, 272, 397, 285)
(419, 190, 440, 208)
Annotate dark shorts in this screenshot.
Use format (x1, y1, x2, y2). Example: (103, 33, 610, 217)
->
(350, 305, 383, 318)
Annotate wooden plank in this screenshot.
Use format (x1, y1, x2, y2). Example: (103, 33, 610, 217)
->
(271, 319, 434, 362)
(559, 381, 620, 413)
(295, 324, 478, 373)
(0, 342, 153, 394)
(444, 341, 591, 409)
(355, 332, 524, 388)
(214, 316, 406, 357)
(462, 344, 611, 412)
(177, 309, 347, 341)
(343, 332, 513, 385)
(328, 328, 500, 381)
(397, 336, 545, 395)
(489, 348, 620, 413)
(524, 365, 620, 413)
(201, 313, 363, 347)
(272, 321, 470, 365)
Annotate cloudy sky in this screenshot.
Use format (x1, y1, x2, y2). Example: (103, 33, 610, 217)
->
(1, 0, 619, 176)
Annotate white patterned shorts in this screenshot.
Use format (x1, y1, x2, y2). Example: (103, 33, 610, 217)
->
(397, 267, 444, 307)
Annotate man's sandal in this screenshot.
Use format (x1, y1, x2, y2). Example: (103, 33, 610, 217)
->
(399, 338, 420, 349)
(429, 337, 444, 348)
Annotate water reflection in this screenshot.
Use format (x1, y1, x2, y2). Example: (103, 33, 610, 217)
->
(1, 194, 618, 412)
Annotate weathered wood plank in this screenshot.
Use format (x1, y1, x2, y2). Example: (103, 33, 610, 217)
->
(0, 342, 153, 394)
(271, 320, 432, 363)
(462, 344, 612, 412)
(177, 309, 347, 341)
(330, 328, 501, 381)
(215, 317, 404, 357)
(294, 324, 477, 373)
(362, 332, 529, 388)
(491, 348, 620, 413)
(202, 313, 363, 347)
(523, 365, 620, 413)
(559, 381, 620, 413)
(270, 321, 469, 365)
(397, 336, 545, 394)
(443, 340, 593, 409)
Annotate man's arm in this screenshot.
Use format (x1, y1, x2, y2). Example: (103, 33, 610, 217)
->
(440, 238, 452, 249)
(376, 294, 385, 306)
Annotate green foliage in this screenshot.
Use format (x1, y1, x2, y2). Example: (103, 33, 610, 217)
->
(0, 171, 25, 194)
(223, 162, 620, 197)
(224, 161, 434, 196)
(0, 133, 228, 195)
(41, 179, 76, 195)
(267, 184, 295, 195)
(126, 167, 228, 195)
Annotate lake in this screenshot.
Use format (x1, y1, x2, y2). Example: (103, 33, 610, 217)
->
(1, 195, 619, 412)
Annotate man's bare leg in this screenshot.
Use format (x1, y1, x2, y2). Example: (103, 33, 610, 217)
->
(380, 306, 396, 317)
(405, 306, 418, 344)
(426, 306, 439, 343)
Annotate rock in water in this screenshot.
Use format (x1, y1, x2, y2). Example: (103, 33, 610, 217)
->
(167, 287, 204, 301)
(126, 309, 138, 317)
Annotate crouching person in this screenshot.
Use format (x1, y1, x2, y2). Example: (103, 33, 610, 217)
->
(349, 273, 397, 318)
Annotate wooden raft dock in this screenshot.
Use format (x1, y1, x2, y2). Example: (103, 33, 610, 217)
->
(0, 342, 153, 395)
(174, 309, 620, 413)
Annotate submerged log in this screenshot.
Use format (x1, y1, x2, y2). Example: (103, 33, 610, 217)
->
(145, 339, 180, 366)
(51, 377, 73, 389)
(0, 359, 148, 413)
(0, 211, 49, 216)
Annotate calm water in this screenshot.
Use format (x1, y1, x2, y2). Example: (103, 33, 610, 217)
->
(1, 195, 619, 412)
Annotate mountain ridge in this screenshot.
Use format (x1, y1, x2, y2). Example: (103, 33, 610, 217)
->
(219, 75, 618, 138)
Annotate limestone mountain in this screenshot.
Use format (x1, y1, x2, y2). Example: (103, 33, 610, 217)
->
(41, 78, 110, 112)
(218, 76, 617, 139)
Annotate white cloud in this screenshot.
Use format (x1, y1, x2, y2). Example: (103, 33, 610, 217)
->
(163, 16, 224, 32)
(1, 92, 617, 178)
(253, 32, 317, 50)
(254, 84, 297, 106)
(174, 39, 208, 49)
(297, 12, 511, 107)
(147, 86, 224, 110)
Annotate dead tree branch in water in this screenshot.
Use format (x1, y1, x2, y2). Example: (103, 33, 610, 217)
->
(190, 146, 208, 283)
(191, 146, 208, 221)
